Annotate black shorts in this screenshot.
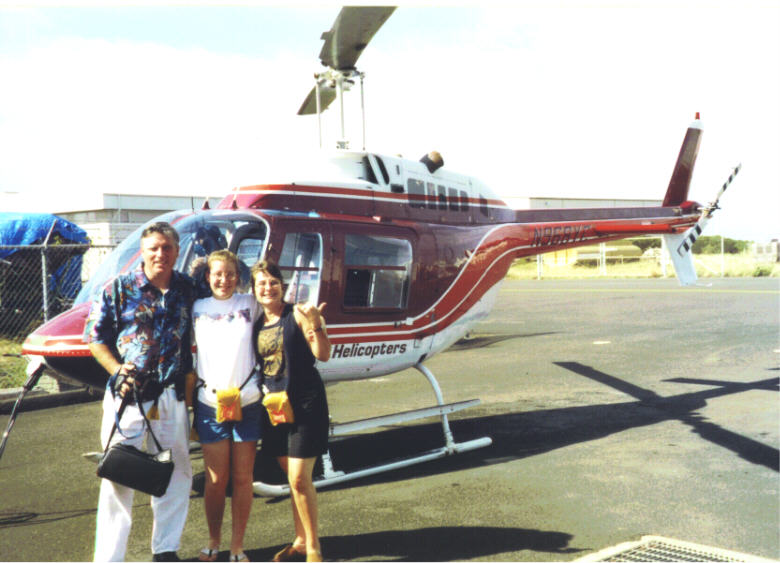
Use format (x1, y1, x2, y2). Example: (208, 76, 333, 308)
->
(261, 391, 329, 459)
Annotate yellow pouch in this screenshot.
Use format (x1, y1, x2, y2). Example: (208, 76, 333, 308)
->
(216, 387, 242, 422)
(262, 391, 294, 426)
(146, 403, 160, 420)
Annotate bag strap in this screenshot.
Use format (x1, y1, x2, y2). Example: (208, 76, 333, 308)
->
(197, 366, 256, 394)
(238, 366, 257, 391)
(103, 392, 131, 451)
(103, 386, 165, 453)
(134, 389, 165, 453)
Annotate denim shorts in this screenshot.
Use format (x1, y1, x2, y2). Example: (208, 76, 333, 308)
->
(194, 400, 263, 444)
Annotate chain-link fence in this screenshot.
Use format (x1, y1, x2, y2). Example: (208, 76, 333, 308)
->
(0, 243, 114, 389)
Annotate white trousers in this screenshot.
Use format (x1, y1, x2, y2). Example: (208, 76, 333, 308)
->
(94, 387, 192, 562)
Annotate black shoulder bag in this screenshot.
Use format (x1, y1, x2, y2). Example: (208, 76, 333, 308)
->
(96, 387, 174, 497)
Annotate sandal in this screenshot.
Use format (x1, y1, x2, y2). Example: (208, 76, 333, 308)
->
(230, 553, 249, 562)
(198, 547, 219, 562)
(272, 544, 306, 562)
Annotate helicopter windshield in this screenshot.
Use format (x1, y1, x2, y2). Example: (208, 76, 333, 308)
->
(75, 210, 269, 305)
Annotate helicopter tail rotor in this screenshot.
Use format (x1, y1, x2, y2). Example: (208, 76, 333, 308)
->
(663, 164, 741, 286)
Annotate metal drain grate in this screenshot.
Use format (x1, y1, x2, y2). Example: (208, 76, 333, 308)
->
(576, 536, 776, 562)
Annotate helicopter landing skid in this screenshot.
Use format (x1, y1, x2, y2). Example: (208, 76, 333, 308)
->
(252, 363, 493, 497)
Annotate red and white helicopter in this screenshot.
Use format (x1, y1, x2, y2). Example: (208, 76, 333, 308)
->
(11, 6, 738, 495)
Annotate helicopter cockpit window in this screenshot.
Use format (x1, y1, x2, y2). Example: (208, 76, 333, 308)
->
(279, 233, 322, 306)
(343, 234, 411, 309)
(75, 210, 268, 304)
(375, 157, 390, 185)
(362, 156, 378, 185)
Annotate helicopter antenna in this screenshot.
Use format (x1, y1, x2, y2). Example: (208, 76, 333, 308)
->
(360, 72, 366, 150)
(298, 6, 396, 150)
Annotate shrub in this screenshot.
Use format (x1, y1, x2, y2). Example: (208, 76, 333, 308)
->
(753, 264, 773, 277)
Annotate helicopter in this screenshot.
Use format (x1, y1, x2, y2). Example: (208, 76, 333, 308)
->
(11, 6, 739, 495)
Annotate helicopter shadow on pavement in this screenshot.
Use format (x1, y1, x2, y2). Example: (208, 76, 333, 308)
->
(288, 362, 779, 497)
(449, 331, 559, 351)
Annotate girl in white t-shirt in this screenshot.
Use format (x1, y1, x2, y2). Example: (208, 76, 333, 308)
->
(192, 250, 260, 563)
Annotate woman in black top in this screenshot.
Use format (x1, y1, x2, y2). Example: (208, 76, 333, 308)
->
(251, 260, 330, 562)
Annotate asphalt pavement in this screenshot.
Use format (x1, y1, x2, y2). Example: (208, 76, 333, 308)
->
(1, 278, 778, 562)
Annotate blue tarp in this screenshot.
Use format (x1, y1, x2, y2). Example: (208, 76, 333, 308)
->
(0, 212, 89, 259)
(0, 212, 90, 300)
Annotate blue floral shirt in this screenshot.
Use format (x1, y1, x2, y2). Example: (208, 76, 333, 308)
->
(84, 263, 196, 390)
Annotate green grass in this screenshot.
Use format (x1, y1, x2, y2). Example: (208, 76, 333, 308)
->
(507, 254, 780, 280)
(0, 339, 27, 389)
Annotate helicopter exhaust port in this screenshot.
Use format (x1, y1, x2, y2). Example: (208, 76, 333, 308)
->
(420, 151, 444, 173)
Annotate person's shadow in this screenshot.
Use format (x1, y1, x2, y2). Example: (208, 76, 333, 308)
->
(243, 525, 580, 561)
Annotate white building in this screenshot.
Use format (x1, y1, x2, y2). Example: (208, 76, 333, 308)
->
(752, 240, 780, 263)
(1, 191, 224, 279)
(52, 192, 223, 245)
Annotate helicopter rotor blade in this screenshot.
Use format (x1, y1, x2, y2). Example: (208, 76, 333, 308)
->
(298, 6, 395, 116)
(318, 6, 396, 70)
(298, 82, 338, 116)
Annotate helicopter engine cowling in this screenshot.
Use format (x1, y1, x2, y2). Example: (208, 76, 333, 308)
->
(420, 151, 444, 173)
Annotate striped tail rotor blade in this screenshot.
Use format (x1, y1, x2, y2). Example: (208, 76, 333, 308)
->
(677, 222, 705, 257)
(720, 163, 741, 198)
(707, 163, 741, 217)
(676, 163, 741, 257)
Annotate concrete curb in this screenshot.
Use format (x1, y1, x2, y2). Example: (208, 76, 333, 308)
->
(0, 387, 101, 415)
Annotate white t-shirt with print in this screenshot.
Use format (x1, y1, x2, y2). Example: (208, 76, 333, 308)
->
(193, 293, 261, 408)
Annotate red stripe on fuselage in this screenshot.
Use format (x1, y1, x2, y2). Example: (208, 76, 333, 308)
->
(325, 212, 698, 344)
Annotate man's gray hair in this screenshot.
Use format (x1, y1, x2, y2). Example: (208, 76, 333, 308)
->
(141, 221, 179, 245)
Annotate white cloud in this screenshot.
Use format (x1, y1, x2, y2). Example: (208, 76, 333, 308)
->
(0, 3, 777, 241)
(0, 37, 317, 200)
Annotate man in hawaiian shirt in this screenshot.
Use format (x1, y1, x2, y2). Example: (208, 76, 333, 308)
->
(85, 221, 196, 562)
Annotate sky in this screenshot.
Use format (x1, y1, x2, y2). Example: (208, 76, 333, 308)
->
(0, 1, 778, 242)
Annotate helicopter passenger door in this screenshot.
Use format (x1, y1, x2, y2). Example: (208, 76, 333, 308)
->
(333, 224, 428, 373)
(276, 225, 329, 306)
